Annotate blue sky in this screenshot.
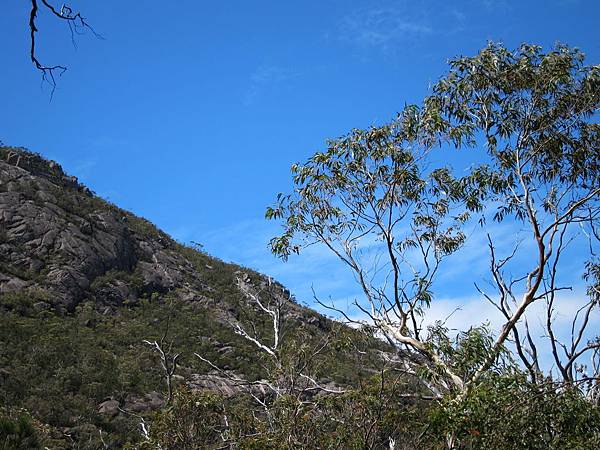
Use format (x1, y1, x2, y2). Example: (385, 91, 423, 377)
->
(1, 0, 599, 344)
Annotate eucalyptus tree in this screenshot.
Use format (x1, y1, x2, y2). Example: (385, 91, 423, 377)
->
(267, 43, 600, 396)
(427, 43, 600, 392)
(267, 112, 481, 395)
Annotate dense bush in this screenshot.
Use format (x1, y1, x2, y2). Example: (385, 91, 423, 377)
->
(0, 413, 40, 450)
(136, 321, 600, 449)
(142, 376, 427, 450)
(427, 376, 600, 449)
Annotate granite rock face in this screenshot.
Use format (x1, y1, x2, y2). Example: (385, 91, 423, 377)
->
(0, 147, 204, 311)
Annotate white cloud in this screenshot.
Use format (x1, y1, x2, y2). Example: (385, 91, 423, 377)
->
(422, 289, 598, 372)
(337, 4, 432, 51)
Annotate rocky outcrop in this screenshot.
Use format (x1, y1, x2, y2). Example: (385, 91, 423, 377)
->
(187, 372, 271, 398)
(98, 399, 120, 417)
(0, 147, 204, 311)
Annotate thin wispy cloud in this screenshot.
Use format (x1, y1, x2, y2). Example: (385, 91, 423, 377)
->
(243, 65, 300, 106)
(480, 0, 510, 11)
(251, 66, 298, 84)
(422, 290, 597, 333)
(448, 8, 468, 33)
(334, 1, 518, 54)
(168, 217, 367, 308)
(67, 157, 98, 182)
(337, 3, 432, 51)
(339, 9, 431, 48)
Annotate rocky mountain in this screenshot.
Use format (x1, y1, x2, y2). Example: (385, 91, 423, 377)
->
(2, 146, 232, 312)
(0, 147, 378, 448)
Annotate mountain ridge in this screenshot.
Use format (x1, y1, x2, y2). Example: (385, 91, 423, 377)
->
(1, 145, 221, 312)
(0, 146, 377, 448)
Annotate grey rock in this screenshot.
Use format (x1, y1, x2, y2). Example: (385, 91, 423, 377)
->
(33, 301, 50, 311)
(188, 373, 270, 398)
(123, 391, 164, 413)
(0, 149, 204, 310)
(0, 275, 30, 294)
(98, 399, 120, 417)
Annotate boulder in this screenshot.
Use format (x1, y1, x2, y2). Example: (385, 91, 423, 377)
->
(98, 399, 120, 417)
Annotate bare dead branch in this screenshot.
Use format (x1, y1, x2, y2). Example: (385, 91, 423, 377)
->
(28, 0, 102, 97)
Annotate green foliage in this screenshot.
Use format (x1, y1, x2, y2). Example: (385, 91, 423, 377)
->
(144, 329, 600, 449)
(0, 290, 377, 447)
(125, 215, 172, 243)
(266, 122, 472, 262)
(0, 299, 247, 446)
(425, 322, 517, 383)
(175, 242, 248, 297)
(139, 388, 258, 450)
(90, 269, 145, 302)
(143, 375, 427, 450)
(0, 289, 51, 316)
(267, 41, 599, 396)
(426, 43, 599, 220)
(0, 413, 40, 450)
(427, 377, 600, 449)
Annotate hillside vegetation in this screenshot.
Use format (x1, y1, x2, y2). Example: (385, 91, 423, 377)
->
(0, 146, 384, 448)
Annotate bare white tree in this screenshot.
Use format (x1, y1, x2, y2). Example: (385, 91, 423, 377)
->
(143, 315, 180, 404)
(196, 273, 344, 399)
